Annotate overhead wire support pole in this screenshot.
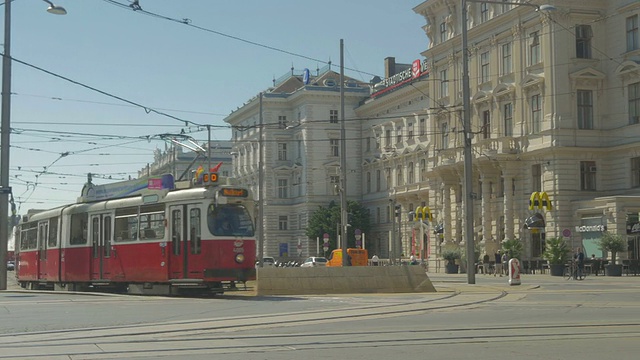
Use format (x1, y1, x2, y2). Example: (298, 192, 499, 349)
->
(258, 92, 264, 268)
(461, 0, 476, 285)
(0, 0, 12, 291)
(339, 39, 348, 266)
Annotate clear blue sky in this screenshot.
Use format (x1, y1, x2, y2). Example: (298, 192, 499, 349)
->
(3, 0, 426, 213)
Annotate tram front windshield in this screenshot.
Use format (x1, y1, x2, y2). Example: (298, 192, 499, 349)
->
(207, 204, 254, 237)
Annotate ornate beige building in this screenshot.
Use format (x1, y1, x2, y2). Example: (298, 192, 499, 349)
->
(225, 0, 640, 271)
(357, 0, 640, 271)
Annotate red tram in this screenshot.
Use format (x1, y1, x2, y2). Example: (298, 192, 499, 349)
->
(15, 173, 256, 295)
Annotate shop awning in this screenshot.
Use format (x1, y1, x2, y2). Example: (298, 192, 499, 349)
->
(524, 213, 545, 229)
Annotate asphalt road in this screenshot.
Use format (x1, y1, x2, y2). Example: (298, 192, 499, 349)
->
(2, 272, 640, 359)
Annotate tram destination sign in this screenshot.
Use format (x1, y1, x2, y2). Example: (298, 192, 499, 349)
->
(220, 188, 249, 198)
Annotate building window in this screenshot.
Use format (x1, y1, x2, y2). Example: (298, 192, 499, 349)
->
(330, 175, 339, 188)
(278, 115, 287, 129)
(376, 170, 381, 191)
(480, 3, 489, 23)
(366, 137, 371, 152)
(385, 168, 391, 190)
(277, 143, 287, 161)
(441, 122, 449, 149)
(501, 0, 512, 13)
(632, 157, 640, 188)
(532, 164, 542, 192)
(330, 109, 339, 123)
(277, 179, 289, 198)
(575, 25, 592, 59)
(376, 207, 381, 224)
(577, 90, 593, 129)
(529, 31, 540, 66)
(503, 103, 513, 137)
(330, 139, 339, 157)
(408, 123, 414, 141)
(480, 51, 490, 83)
(501, 43, 512, 75)
(385, 129, 392, 148)
(408, 162, 414, 185)
(531, 94, 542, 133)
(396, 165, 403, 186)
(440, 69, 448, 97)
(630, 82, 640, 124)
(580, 161, 597, 191)
(366, 172, 371, 193)
(278, 215, 288, 230)
(420, 159, 427, 182)
(482, 110, 490, 139)
(419, 118, 426, 136)
(439, 21, 447, 43)
(627, 15, 639, 52)
(396, 126, 402, 144)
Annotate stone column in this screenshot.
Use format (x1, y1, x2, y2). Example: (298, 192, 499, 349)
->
(503, 168, 517, 241)
(481, 175, 492, 244)
(443, 183, 452, 244)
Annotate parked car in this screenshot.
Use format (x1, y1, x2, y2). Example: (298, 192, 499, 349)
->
(300, 257, 328, 268)
(7, 260, 15, 271)
(262, 257, 276, 267)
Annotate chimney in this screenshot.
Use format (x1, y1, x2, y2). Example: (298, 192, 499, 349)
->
(384, 57, 396, 78)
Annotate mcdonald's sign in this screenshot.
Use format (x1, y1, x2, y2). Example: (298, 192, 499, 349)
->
(529, 192, 552, 211)
(414, 206, 433, 222)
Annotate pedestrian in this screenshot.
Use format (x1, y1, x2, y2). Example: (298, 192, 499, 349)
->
(502, 251, 509, 275)
(482, 253, 490, 275)
(410, 253, 417, 265)
(575, 247, 585, 277)
(494, 250, 502, 277)
(372, 254, 379, 266)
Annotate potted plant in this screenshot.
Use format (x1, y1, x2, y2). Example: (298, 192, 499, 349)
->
(441, 248, 461, 274)
(543, 237, 570, 276)
(598, 232, 626, 276)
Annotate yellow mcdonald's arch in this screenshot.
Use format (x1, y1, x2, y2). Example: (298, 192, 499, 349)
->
(529, 191, 552, 211)
(414, 206, 434, 222)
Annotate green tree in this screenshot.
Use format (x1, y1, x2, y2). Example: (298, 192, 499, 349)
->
(502, 239, 524, 260)
(598, 232, 626, 264)
(305, 200, 371, 251)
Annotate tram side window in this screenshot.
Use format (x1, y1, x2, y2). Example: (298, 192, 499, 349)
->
(139, 203, 165, 241)
(114, 207, 138, 242)
(48, 217, 59, 247)
(70, 213, 88, 245)
(20, 223, 38, 250)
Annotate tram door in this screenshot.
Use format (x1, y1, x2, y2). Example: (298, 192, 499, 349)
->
(169, 205, 201, 279)
(90, 213, 113, 280)
(37, 221, 48, 279)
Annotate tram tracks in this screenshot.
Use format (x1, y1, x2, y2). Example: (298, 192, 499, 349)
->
(0, 290, 506, 358)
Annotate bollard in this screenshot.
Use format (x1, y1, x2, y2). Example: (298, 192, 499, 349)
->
(508, 258, 521, 286)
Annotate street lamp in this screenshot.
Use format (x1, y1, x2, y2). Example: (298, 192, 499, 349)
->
(0, 0, 66, 290)
(460, 0, 554, 285)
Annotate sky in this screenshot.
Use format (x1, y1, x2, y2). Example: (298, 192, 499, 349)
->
(3, 0, 427, 214)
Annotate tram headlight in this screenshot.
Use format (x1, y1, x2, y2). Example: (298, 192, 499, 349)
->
(235, 253, 245, 264)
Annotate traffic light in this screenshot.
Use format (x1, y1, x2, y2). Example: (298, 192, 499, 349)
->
(394, 204, 401, 217)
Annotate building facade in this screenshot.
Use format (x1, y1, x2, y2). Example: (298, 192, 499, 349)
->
(222, 0, 640, 270)
(360, 0, 640, 271)
(225, 66, 369, 259)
